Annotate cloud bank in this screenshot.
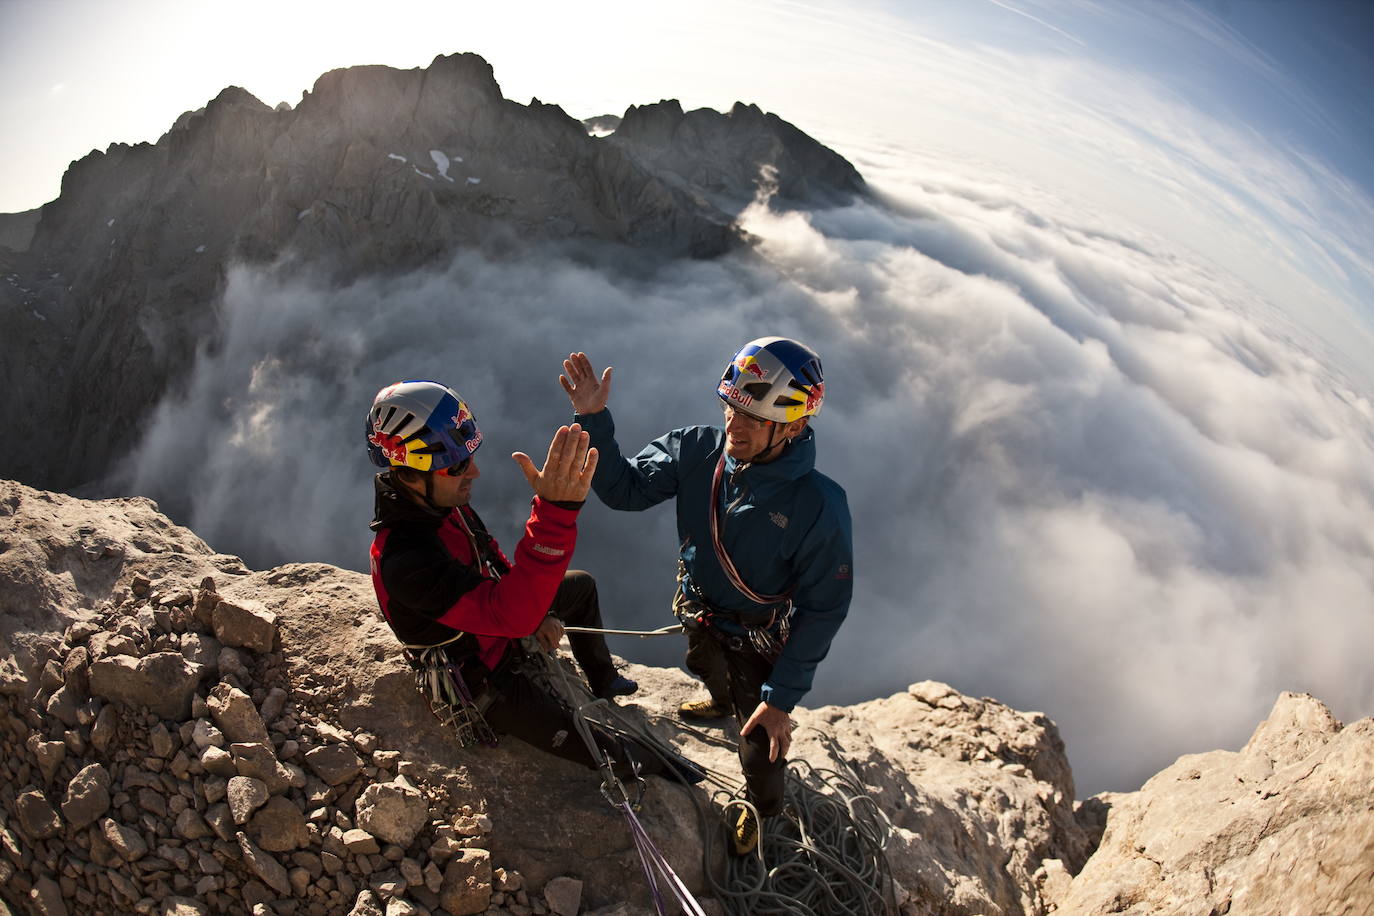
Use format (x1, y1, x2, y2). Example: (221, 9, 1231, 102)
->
(112, 167, 1374, 794)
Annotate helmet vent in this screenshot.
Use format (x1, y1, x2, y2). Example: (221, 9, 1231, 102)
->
(742, 381, 772, 399)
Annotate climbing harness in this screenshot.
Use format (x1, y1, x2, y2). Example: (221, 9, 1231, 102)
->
(403, 642, 498, 748)
(400, 506, 507, 748)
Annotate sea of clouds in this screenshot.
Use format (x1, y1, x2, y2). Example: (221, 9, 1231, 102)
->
(112, 162, 1374, 794)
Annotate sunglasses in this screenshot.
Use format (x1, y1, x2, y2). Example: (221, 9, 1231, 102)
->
(439, 457, 473, 477)
(721, 402, 772, 429)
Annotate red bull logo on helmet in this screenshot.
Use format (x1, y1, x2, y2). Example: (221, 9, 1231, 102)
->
(805, 382, 825, 413)
(734, 356, 768, 380)
(369, 430, 408, 465)
(720, 384, 754, 408)
(452, 405, 471, 428)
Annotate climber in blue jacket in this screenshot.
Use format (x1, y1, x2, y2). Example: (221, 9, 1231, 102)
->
(560, 337, 853, 855)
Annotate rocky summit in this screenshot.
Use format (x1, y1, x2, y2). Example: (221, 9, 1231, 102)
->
(2, 479, 1372, 915)
(0, 52, 865, 494)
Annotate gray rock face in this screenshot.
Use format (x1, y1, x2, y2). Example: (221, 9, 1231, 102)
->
(1055, 692, 1374, 916)
(1, 53, 864, 492)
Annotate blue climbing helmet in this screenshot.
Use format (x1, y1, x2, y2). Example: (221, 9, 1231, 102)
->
(365, 380, 483, 471)
(718, 337, 825, 423)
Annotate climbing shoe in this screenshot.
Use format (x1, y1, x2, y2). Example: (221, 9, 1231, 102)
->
(678, 698, 729, 721)
(593, 674, 638, 700)
(730, 807, 759, 856)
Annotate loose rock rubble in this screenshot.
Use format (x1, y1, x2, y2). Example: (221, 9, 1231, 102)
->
(0, 572, 596, 916)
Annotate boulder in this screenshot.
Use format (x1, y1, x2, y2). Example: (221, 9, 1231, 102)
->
(88, 651, 205, 719)
(354, 779, 430, 847)
(227, 776, 270, 824)
(304, 743, 364, 786)
(236, 831, 293, 895)
(61, 763, 111, 829)
(15, 790, 62, 839)
(247, 795, 311, 852)
(212, 597, 278, 653)
(441, 848, 493, 916)
(543, 876, 584, 916)
(206, 682, 270, 745)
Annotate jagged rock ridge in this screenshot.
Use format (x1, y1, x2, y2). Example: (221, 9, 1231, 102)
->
(4, 479, 1372, 915)
(0, 51, 866, 493)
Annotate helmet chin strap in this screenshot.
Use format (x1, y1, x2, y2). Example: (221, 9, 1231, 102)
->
(745, 423, 791, 464)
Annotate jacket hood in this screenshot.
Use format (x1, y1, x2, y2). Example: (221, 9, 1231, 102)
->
(370, 471, 447, 532)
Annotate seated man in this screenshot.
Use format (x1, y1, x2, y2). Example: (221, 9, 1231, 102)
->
(366, 380, 690, 779)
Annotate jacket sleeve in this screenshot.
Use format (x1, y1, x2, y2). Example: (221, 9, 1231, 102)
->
(578, 408, 685, 511)
(380, 497, 577, 638)
(760, 491, 854, 712)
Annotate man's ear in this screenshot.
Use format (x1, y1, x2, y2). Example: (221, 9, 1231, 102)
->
(786, 416, 811, 438)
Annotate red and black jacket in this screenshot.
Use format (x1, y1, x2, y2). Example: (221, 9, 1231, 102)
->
(368, 472, 579, 671)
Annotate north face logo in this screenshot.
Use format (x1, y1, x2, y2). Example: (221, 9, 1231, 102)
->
(770, 512, 788, 529)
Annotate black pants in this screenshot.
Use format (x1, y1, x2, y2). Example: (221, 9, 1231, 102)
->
(685, 627, 731, 707)
(690, 629, 786, 816)
(545, 569, 618, 695)
(479, 572, 676, 778)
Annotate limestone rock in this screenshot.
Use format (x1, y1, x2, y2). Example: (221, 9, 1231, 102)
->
(543, 876, 583, 916)
(248, 795, 311, 852)
(304, 743, 364, 786)
(100, 816, 149, 861)
(231, 741, 293, 794)
(441, 848, 493, 916)
(207, 683, 270, 745)
(237, 831, 293, 895)
(212, 597, 278, 653)
(159, 898, 209, 916)
(227, 775, 270, 824)
(88, 651, 205, 719)
(61, 762, 112, 829)
(28, 875, 68, 916)
(1060, 693, 1374, 915)
(25, 734, 66, 784)
(347, 890, 385, 916)
(15, 789, 62, 839)
(355, 779, 430, 847)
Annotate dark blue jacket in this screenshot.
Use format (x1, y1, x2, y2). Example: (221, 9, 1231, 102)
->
(579, 409, 852, 712)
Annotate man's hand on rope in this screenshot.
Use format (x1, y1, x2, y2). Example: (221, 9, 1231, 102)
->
(560, 352, 613, 415)
(742, 701, 793, 762)
(534, 615, 565, 653)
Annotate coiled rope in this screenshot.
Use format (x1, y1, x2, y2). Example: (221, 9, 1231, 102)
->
(524, 643, 898, 915)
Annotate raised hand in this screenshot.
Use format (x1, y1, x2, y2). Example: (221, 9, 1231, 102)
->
(511, 423, 600, 503)
(559, 352, 613, 415)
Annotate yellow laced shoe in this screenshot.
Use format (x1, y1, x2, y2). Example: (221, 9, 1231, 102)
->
(678, 697, 728, 720)
(730, 807, 759, 856)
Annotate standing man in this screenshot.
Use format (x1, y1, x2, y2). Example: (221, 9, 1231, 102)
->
(560, 338, 853, 854)
(366, 380, 684, 780)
